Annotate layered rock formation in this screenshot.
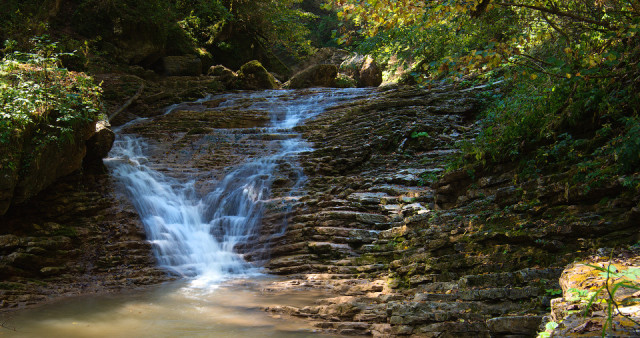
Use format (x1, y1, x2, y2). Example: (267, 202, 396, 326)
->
(256, 85, 639, 336)
(1, 82, 637, 337)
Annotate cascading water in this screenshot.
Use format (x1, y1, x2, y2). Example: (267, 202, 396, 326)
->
(106, 88, 373, 286)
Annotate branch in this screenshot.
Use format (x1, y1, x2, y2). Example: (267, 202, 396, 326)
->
(541, 13, 571, 43)
(108, 83, 145, 122)
(496, 2, 612, 29)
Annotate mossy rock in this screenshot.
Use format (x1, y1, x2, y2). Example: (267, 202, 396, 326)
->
(236, 60, 278, 90)
(335, 73, 357, 88)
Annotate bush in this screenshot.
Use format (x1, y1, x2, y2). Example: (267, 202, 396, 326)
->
(0, 36, 102, 149)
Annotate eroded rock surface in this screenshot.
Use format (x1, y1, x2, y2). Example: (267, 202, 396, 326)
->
(257, 85, 639, 336)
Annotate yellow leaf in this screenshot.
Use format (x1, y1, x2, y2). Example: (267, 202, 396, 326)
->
(566, 73, 572, 79)
(530, 74, 537, 80)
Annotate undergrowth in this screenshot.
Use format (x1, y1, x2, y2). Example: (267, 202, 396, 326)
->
(0, 36, 102, 169)
(452, 45, 640, 191)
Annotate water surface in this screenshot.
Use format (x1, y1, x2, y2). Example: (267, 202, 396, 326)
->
(5, 278, 331, 337)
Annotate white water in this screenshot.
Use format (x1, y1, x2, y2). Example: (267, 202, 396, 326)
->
(106, 88, 373, 287)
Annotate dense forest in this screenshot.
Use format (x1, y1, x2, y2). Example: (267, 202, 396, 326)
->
(1, 0, 639, 336)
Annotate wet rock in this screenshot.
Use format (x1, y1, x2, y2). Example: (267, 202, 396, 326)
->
(355, 213, 388, 225)
(348, 192, 388, 205)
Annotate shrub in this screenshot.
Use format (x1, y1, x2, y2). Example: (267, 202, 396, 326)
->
(0, 36, 102, 150)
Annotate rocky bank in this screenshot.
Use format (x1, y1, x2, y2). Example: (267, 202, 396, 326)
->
(0, 81, 638, 336)
(258, 85, 640, 337)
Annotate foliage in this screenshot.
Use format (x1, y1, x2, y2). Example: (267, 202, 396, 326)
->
(0, 36, 101, 155)
(327, 0, 640, 186)
(328, 0, 640, 81)
(174, 0, 230, 48)
(537, 320, 558, 338)
(587, 263, 640, 336)
(225, 0, 316, 57)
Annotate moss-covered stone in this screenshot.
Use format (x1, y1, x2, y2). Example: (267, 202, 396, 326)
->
(236, 60, 279, 90)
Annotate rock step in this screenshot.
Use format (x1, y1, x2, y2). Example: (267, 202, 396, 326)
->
(458, 268, 564, 288)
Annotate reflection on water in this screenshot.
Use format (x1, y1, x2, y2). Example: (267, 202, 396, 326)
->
(4, 278, 331, 338)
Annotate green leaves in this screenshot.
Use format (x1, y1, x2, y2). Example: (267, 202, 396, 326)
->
(0, 37, 101, 146)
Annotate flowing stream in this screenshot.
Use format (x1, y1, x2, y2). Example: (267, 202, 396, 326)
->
(5, 88, 374, 337)
(108, 88, 372, 286)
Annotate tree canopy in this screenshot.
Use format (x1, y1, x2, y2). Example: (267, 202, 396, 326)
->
(329, 0, 640, 188)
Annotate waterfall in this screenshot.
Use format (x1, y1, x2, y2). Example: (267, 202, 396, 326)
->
(106, 88, 372, 286)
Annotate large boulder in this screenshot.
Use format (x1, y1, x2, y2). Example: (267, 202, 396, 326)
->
(285, 64, 338, 89)
(340, 54, 383, 87)
(156, 55, 202, 76)
(236, 60, 279, 90)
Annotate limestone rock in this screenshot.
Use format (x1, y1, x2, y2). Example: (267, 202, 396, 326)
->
(5, 119, 96, 214)
(359, 56, 383, 87)
(85, 121, 116, 163)
(285, 64, 338, 89)
(487, 316, 543, 335)
(339, 54, 382, 87)
(157, 55, 202, 76)
(208, 64, 236, 77)
(236, 60, 279, 90)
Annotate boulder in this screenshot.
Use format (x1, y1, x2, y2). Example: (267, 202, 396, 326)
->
(157, 55, 202, 76)
(236, 60, 279, 90)
(286, 64, 338, 89)
(208, 65, 238, 88)
(340, 54, 383, 87)
(335, 73, 357, 88)
(8, 120, 95, 214)
(208, 65, 232, 77)
(359, 56, 383, 87)
(84, 121, 116, 163)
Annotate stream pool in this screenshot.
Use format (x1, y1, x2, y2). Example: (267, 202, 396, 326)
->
(4, 278, 332, 337)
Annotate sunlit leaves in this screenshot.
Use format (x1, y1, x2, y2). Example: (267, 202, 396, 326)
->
(328, 0, 640, 83)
